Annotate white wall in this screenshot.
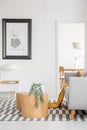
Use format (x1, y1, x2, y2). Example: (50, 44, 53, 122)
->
(0, 0, 87, 99)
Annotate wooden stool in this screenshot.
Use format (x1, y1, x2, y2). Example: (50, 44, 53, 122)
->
(16, 93, 48, 118)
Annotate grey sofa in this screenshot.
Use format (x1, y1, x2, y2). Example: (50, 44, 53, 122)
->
(65, 76, 87, 119)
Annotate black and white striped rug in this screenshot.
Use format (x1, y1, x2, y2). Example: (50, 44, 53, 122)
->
(0, 99, 87, 121)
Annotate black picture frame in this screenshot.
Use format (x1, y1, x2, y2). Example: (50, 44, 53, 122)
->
(2, 19, 32, 59)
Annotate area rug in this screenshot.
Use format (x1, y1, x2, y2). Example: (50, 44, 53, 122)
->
(0, 99, 87, 121)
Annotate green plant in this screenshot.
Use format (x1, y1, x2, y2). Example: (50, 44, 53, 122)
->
(29, 83, 44, 108)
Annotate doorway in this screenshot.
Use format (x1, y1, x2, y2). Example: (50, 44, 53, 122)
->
(56, 22, 85, 92)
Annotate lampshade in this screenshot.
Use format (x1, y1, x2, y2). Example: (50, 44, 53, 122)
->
(0, 64, 18, 71)
(72, 42, 80, 49)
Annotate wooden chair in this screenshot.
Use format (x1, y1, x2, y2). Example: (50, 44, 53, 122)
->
(59, 66, 83, 88)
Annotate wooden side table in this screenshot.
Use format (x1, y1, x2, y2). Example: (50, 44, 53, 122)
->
(16, 92, 48, 118)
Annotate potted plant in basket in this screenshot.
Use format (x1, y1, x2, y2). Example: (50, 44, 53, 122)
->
(29, 83, 44, 108)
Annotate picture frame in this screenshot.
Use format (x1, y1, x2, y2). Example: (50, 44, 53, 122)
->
(2, 19, 32, 59)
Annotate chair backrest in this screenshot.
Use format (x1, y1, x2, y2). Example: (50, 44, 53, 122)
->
(69, 77, 87, 110)
(59, 66, 83, 88)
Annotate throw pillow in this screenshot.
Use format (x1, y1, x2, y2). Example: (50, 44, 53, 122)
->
(82, 72, 87, 77)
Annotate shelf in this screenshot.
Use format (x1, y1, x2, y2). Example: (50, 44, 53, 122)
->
(0, 80, 19, 84)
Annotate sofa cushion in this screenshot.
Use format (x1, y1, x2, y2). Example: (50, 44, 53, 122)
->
(64, 72, 79, 82)
(69, 77, 87, 110)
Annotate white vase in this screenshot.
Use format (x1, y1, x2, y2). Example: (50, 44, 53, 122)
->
(41, 85, 45, 93)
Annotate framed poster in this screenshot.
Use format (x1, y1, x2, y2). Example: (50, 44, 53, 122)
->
(2, 19, 32, 59)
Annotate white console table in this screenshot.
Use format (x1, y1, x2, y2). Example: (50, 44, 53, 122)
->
(0, 80, 19, 98)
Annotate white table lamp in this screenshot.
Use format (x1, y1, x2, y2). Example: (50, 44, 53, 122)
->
(0, 64, 18, 80)
(0, 64, 18, 71)
(72, 42, 83, 68)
